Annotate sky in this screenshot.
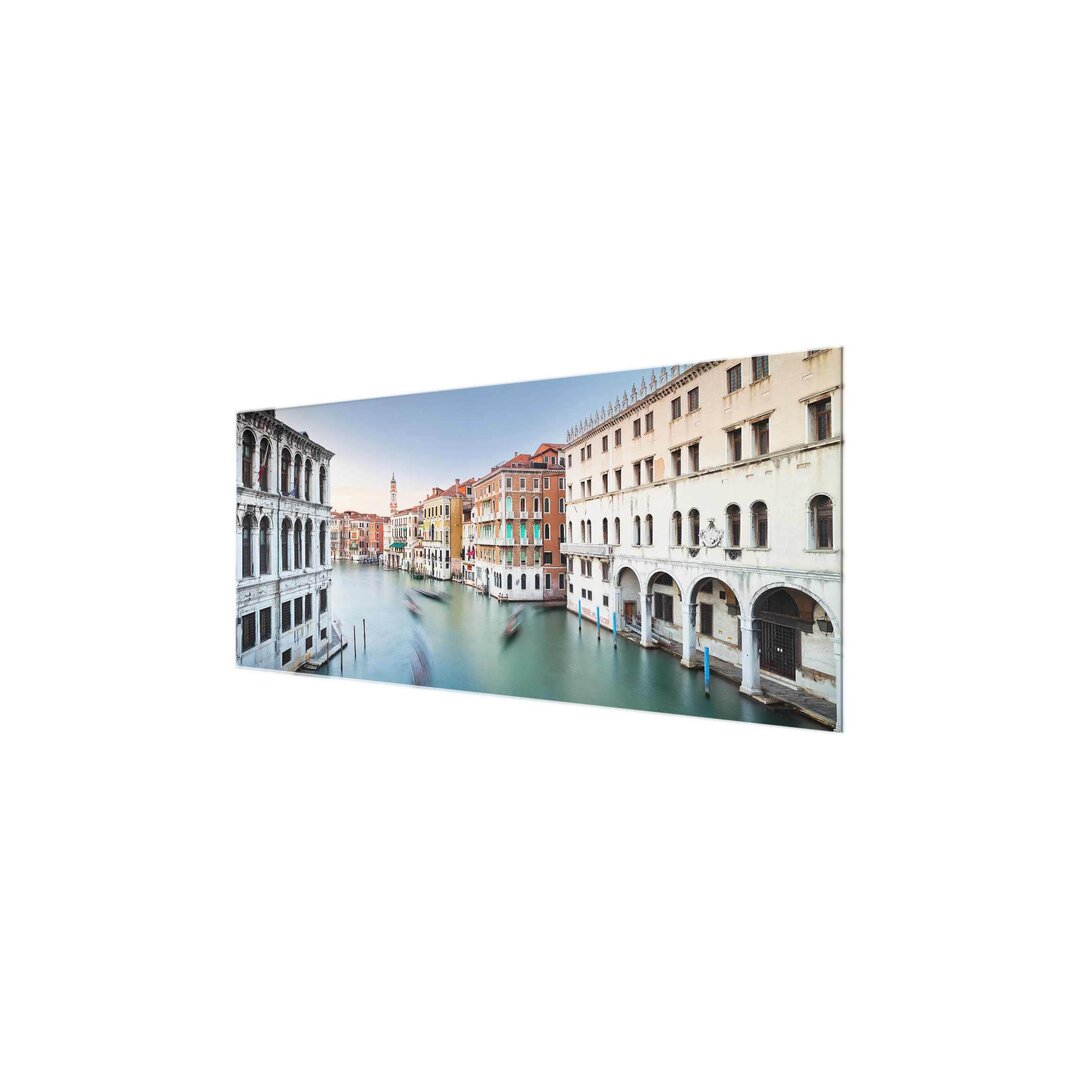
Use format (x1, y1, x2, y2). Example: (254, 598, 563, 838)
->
(275, 366, 654, 513)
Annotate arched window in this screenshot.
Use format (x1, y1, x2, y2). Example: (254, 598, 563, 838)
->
(568, 521, 574, 543)
(602, 518, 609, 543)
(764, 589, 799, 616)
(294, 517, 303, 568)
(281, 518, 292, 571)
(241, 513, 254, 577)
(543, 497, 550, 513)
(320, 521, 327, 564)
(751, 501, 768, 547)
(688, 509, 700, 546)
(505, 495, 513, 515)
(259, 516, 270, 574)
(672, 511, 682, 546)
(258, 438, 271, 491)
(520, 496, 526, 513)
(533, 497, 540, 513)
(810, 495, 834, 549)
(726, 504, 741, 547)
(304, 459, 312, 501)
(645, 514, 653, 545)
(520, 574, 526, 590)
(319, 465, 327, 503)
(305, 520, 313, 567)
(293, 453, 302, 497)
(241, 430, 255, 487)
(614, 517, 621, 545)
(633, 516, 641, 545)
(586, 520, 593, 543)
(280, 448, 291, 494)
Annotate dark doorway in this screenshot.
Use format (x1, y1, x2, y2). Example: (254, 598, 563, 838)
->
(760, 620, 797, 679)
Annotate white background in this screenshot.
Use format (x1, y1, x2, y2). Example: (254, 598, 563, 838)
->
(2, 3, 1077, 1077)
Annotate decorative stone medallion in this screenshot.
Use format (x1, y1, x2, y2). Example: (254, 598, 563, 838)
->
(701, 518, 723, 548)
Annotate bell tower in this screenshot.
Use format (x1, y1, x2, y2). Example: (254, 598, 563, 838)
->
(390, 472, 398, 516)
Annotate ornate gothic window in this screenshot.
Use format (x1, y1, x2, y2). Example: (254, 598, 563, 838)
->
(241, 513, 254, 577)
(241, 430, 255, 487)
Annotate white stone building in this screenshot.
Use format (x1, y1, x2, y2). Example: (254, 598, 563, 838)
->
(562, 349, 842, 726)
(236, 410, 335, 671)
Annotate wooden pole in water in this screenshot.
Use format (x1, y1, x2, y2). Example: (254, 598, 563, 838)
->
(704, 646, 710, 698)
(363, 618, 367, 650)
(578, 599, 582, 632)
(353, 625, 356, 658)
(612, 610, 618, 649)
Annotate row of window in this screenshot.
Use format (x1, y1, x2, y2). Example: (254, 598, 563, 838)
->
(239, 588, 327, 652)
(491, 572, 565, 591)
(571, 387, 706, 466)
(570, 392, 834, 491)
(726, 355, 770, 394)
(240, 430, 328, 503)
(568, 495, 834, 551)
(240, 515, 329, 578)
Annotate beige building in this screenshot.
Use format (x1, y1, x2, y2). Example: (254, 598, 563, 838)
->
(562, 349, 842, 727)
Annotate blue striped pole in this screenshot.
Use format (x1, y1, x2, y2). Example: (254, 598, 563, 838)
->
(612, 610, 618, 649)
(704, 646, 711, 698)
(578, 599, 582, 631)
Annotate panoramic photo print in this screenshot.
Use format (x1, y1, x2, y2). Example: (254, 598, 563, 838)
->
(235, 349, 843, 730)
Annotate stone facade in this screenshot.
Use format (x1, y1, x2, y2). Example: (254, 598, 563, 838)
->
(236, 410, 334, 670)
(562, 350, 842, 725)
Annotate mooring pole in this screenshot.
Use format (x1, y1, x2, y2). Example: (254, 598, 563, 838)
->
(340, 637, 344, 674)
(363, 618, 367, 650)
(597, 607, 601, 639)
(353, 625, 357, 659)
(578, 599, 582, 632)
(704, 646, 710, 698)
(612, 610, 618, 649)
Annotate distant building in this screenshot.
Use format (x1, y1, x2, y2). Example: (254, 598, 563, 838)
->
(561, 350, 842, 721)
(420, 478, 472, 580)
(236, 410, 334, 670)
(387, 504, 420, 571)
(473, 443, 566, 602)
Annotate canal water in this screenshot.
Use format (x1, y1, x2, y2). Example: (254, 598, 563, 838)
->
(316, 562, 825, 730)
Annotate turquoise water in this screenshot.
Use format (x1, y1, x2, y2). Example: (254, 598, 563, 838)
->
(315, 562, 826, 730)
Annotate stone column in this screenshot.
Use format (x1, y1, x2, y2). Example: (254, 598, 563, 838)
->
(739, 615, 761, 695)
(641, 591, 654, 647)
(680, 601, 697, 667)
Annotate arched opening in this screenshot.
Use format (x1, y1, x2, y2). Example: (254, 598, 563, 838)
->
(241, 513, 254, 577)
(294, 516, 303, 568)
(520, 496, 526, 514)
(304, 520, 313, 567)
(568, 521, 574, 544)
(644, 514, 654, 545)
(241, 430, 255, 487)
(293, 453, 302, 497)
(259, 516, 270, 574)
(647, 571, 681, 633)
(304, 459, 312, 501)
(726, 504, 741, 547)
(809, 494, 834, 550)
(690, 577, 742, 663)
(751, 586, 838, 702)
(613, 517, 621, 545)
(688, 509, 700, 546)
(319, 521, 327, 564)
(616, 566, 642, 630)
(602, 517, 609, 544)
(280, 518, 292, 571)
(671, 511, 682, 547)
(751, 501, 768, 547)
(533, 496, 540, 513)
(259, 438, 271, 491)
(586, 519, 593, 543)
(280, 448, 291, 494)
(633, 516, 641, 545)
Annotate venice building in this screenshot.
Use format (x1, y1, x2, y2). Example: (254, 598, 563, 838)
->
(562, 350, 842, 726)
(420, 479, 473, 581)
(236, 410, 335, 670)
(473, 443, 567, 602)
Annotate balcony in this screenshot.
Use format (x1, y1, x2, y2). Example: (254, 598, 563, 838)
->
(561, 542, 613, 558)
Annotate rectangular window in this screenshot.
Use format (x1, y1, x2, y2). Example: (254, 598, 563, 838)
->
(601, 435, 608, 452)
(655, 593, 674, 623)
(633, 418, 641, 438)
(633, 462, 641, 485)
(281, 602, 292, 631)
(294, 597, 303, 626)
(752, 355, 769, 381)
(727, 365, 742, 393)
(699, 603, 713, 637)
(687, 387, 699, 412)
(753, 418, 770, 456)
(241, 612, 256, 651)
(319, 588, 327, 614)
(543, 549, 552, 563)
(644, 456, 654, 482)
(645, 411, 654, 433)
(282, 648, 292, 666)
(306, 636, 313, 651)
(810, 397, 832, 441)
(602, 472, 609, 493)
(586, 479, 592, 497)
(558, 573, 565, 589)
(671, 448, 682, 477)
(728, 429, 742, 463)
(545, 573, 551, 589)
(614, 428, 622, 447)
(544, 476, 550, 489)
(304, 594, 312, 621)
(671, 397, 681, 420)
(689, 442, 700, 471)
(615, 468, 622, 490)
(320, 627, 327, 640)
(259, 606, 272, 642)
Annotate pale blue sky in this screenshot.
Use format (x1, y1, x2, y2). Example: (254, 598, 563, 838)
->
(276, 367, 653, 513)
